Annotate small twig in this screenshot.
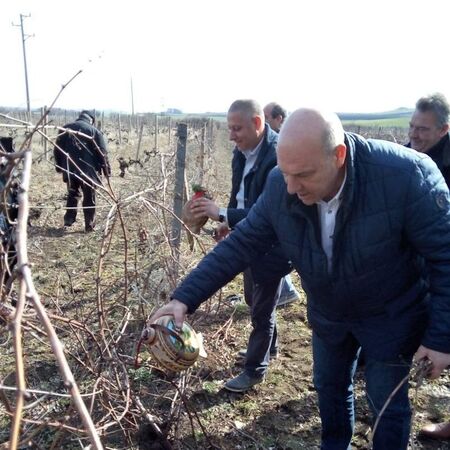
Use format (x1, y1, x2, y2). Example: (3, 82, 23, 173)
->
(371, 358, 432, 444)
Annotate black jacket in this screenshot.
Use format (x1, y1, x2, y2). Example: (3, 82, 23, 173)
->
(226, 124, 278, 227)
(406, 133, 450, 187)
(54, 116, 110, 183)
(425, 133, 450, 187)
(226, 124, 291, 281)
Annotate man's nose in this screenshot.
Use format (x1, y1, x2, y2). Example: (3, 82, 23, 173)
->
(286, 176, 300, 194)
(409, 127, 418, 138)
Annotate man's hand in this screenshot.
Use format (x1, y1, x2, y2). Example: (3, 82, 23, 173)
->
(149, 299, 188, 329)
(190, 197, 220, 221)
(213, 223, 230, 242)
(414, 345, 450, 379)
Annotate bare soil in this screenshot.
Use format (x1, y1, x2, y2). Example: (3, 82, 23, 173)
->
(0, 119, 448, 449)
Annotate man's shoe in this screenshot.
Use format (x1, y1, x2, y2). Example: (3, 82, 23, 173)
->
(224, 293, 242, 304)
(237, 348, 279, 360)
(277, 292, 300, 307)
(224, 372, 264, 392)
(420, 421, 450, 440)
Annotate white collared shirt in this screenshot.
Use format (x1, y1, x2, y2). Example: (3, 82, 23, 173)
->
(235, 138, 264, 209)
(316, 171, 347, 271)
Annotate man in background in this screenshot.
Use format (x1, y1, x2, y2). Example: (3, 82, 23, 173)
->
(190, 99, 293, 391)
(264, 102, 287, 134)
(408, 92, 450, 441)
(54, 110, 110, 232)
(408, 93, 449, 184)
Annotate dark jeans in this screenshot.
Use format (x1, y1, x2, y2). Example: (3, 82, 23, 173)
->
(64, 177, 96, 231)
(312, 330, 412, 450)
(243, 268, 281, 378)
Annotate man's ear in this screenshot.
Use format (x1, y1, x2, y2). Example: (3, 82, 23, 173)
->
(440, 123, 450, 137)
(253, 115, 263, 129)
(335, 144, 347, 167)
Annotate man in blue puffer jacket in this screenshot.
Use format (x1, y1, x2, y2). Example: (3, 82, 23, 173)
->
(151, 108, 450, 450)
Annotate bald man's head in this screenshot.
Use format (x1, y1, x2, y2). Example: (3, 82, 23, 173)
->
(279, 109, 345, 155)
(277, 108, 347, 205)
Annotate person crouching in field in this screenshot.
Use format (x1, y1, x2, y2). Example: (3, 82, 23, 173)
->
(53, 110, 111, 232)
(150, 108, 450, 450)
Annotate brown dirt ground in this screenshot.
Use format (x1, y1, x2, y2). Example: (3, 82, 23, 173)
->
(0, 121, 449, 449)
(171, 296, 450, 449)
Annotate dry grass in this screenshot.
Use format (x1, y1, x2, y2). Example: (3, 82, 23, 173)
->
(0, 118, 448, 449)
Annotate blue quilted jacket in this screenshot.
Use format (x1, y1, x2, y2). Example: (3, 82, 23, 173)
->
(173, 133, 450, 358)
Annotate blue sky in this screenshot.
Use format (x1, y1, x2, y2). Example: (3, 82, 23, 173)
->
(1, 0, 449, 114)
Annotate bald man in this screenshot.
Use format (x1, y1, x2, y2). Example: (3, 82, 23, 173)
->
(151, 109, 450, 450)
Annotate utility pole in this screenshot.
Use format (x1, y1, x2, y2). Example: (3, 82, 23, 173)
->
(13, 14, 33, 121)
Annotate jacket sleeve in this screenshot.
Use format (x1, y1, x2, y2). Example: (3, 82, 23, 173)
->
(226, 163, 276, 227)
(226, 207, 250, 228)
(53, 132, 66, 173)
(94, 130, 111, 176)
(404, 155, 450, 353)
(172, 184, 279, 313)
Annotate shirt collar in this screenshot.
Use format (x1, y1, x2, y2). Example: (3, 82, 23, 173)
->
(317, 169, 347, 207)
(241, 135, 264, 160)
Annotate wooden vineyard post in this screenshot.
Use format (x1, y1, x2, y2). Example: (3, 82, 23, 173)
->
(135, 121, 144, 160)
(154, 114, 159, 150)
(171, 122, 187, 261)
(208, 117, 214, 152)
(199, 122, 206, 185)
(118, 113, 122, 145)
(40, 107, 45, 147)
(43, 106, 49, 161)
(168, 116, 172, 148)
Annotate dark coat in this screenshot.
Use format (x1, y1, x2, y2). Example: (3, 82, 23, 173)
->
(226, 124, 291, 281)
(421, 133, 450, 187)
(172, 133, 450, 359)
(226, 124, 278, 227)
(54, 116, 110, 184)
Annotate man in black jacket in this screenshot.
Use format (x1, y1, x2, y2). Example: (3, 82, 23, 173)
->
(408, 93, 450, 441)
(190, 99, 292, 391)
(54, 110, 110, 232)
